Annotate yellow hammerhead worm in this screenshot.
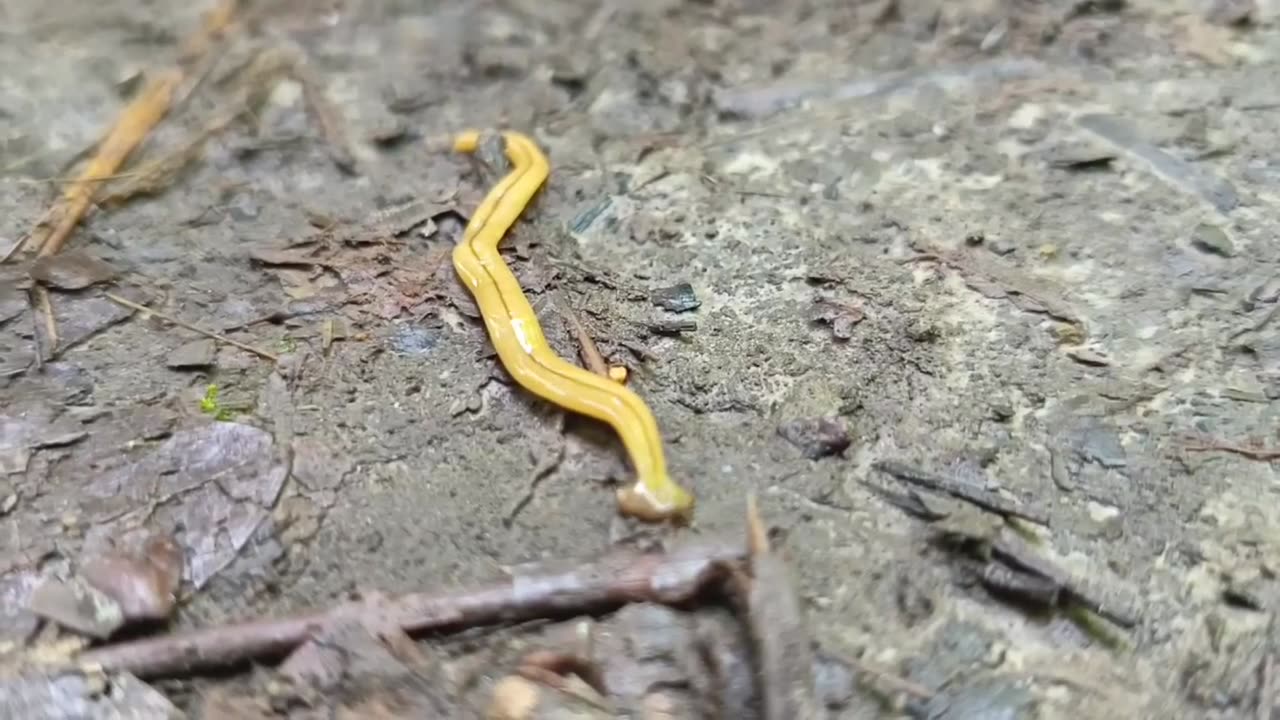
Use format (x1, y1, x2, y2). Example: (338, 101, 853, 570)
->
(449, 130, 695, 523)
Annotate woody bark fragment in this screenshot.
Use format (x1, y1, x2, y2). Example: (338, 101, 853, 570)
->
(78, 542, 742, 679)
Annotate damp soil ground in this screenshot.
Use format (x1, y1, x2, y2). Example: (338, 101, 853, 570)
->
(3, 0, 1280, 718)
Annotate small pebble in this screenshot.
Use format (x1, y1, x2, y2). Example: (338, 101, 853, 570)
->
(777, 417, 851, 460)
(811, 298, 864, 340)
(28, 577, 124, 639)
(989, 402, 1014, 421)
(1043, 143, 1116, 169)
(28, 250, 119, 290)
(650, 282, 701, 313)
(167, 339, 217, 369)
(1066, 346, 1111, 367)
(1191, 223, 1234, 257)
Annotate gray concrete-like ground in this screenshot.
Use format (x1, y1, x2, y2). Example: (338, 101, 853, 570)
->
(4, 0, 1280, 717)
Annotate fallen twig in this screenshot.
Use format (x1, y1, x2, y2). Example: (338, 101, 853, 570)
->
(293, 57, 358, 174)
(516, 649, 612, 711)
(29, 286, 57, 364)
(178, 0, 239, 63)
(646, 319, 698, 336)
(903, 245, 1087, 338)
(1183, 439, 1280, 461)
(10, 0, 241, 371)
(97, 110, 240, 208)
(561, 304, 610, 378)
(837, 652, 935, 702)
(742, 496, 823, 720)
(27, 71, 181, 260)
(104, 292, 279, 363)
(874, 460, 1050, 527)
(880, 475, 1141, 630)
(78, 541, 742, 678)
(990, 530, 1139, 629)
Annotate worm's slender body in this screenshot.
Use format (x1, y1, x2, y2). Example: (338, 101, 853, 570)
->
(450, 130, 694, 522)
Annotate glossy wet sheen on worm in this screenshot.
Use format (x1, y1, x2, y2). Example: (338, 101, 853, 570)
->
(449, 130, 694, 523)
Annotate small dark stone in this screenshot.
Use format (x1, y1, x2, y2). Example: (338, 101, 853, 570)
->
(1221, 576, 1264, 610)
(650, 282, 701, 313)
(989, 402, 1014, 421)
(1043, 142, 1116, 169)
(811, 298, 864, 340)
(369, 115, 411, 145)
(905, 319, 939, 342)
(778, 417, 851, 459)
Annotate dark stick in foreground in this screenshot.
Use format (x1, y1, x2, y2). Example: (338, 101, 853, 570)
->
(742, 495, 824, 720)
(79, 542, 743, 678)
